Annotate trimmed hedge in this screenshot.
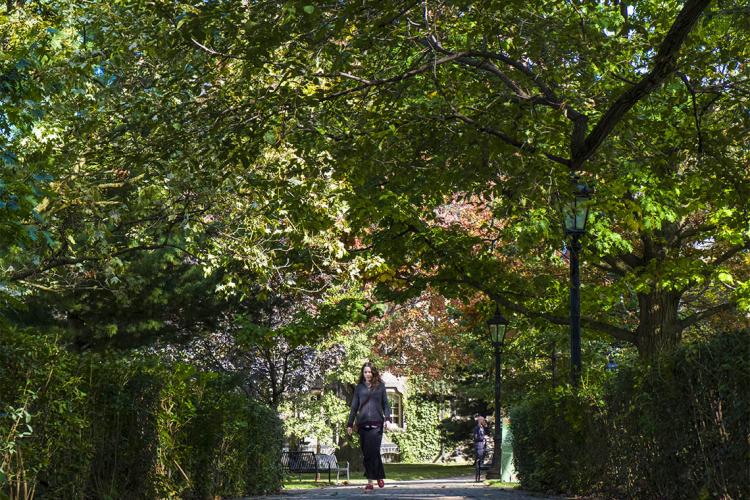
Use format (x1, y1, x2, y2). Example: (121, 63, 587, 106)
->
(510, 386, 607, 493)
(0, 328, 282, 499)
(510, 330, 750, 499)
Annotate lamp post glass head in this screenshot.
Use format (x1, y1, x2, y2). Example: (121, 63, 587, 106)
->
(487, 306, 509, 344)
(563, 179, 592, 235)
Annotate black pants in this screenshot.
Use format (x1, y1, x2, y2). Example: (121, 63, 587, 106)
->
(475, 442, 486, 482)
(359, 426, 385, 480)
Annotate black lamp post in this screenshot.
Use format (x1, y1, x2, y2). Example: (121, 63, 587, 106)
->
(486, 304, 509, 479)
(562, 177, 592, 388)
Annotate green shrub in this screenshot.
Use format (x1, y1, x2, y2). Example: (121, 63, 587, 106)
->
(0, 328, 92, 499)
(603, 329, 750, 499)
(85, 364, 163, 498)
(510, 329, 750, 499)
(0, 327, 283, 499)
(510, 386, 607, 494)
(182, 375, 282, 498)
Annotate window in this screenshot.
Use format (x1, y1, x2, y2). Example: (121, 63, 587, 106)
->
(389, 391, 403, 428)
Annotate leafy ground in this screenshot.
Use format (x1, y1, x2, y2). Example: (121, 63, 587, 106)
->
(282, 463, 518, 490)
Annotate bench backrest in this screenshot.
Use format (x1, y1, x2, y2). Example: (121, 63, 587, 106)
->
(316, 454, 339, 469)
(282, 451, 318, 471)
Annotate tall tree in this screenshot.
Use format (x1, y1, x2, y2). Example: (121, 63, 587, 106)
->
(279, 0, 749, 358)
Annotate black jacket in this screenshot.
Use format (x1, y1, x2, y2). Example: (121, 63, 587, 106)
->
(347, 382, 391, 427)
(474, 424, 487, 445)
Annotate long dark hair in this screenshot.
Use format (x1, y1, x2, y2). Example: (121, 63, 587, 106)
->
(357, 361, 382, 387)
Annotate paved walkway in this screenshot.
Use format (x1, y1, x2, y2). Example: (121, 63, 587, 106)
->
(250, 477, 561, 499)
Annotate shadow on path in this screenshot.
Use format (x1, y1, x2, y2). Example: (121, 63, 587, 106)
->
(249, 477, 564, 499)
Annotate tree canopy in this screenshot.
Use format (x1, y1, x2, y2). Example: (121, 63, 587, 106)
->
(275, 0, 749, 357)
(1, 0, 747, 360)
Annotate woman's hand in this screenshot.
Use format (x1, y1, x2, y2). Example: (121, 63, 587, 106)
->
(347, 426, 353, 436)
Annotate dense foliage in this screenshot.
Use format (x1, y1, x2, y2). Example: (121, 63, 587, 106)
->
(390, 395, 443, 463)
(510, 329, 749, 498)
(0, 328, 282, 498)
(200, 0, 748, 360)
(2, 0, 746, 357)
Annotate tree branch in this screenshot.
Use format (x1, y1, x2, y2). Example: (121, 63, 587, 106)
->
(575, 0, 712, 167)
(421, 39, 591, 153)
(602, 254, 638, 274)
(450, 111, 571, 167)
(678, 72, 704, 155)
(422, 36, 565, 107)
(679, 301, 736, 330)
(377, 0, 421, 27)
(320, 52, 471, 100)
(677, 223, 717, 242)
(590, 259, 627, 277)
(427, 63, 571, 167)
(190, 38, 244, 60)
(424, 41, 590, 134)
(486, 290, 634, 343)
(711, 242, 750, 268)
(405, 224, 634, 342)
(8, 242, 200, 281)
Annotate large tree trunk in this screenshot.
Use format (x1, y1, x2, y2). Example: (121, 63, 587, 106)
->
(635, 290, 683, 359)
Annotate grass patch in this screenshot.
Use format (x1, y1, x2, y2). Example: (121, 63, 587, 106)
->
(486, 479, 520, 489)
(386, 463, 474, 481)
(281, 478, 332, 490)
(282, 463, 475, 489)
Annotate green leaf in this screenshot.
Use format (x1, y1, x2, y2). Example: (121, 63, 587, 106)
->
(717, 272, 734, 285)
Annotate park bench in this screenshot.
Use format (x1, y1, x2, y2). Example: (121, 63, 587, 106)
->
(475, 451, 494, 482)
(281, 451, 323, 481)
(380, 443, 400, 463)
(281, 451, 349, 483)
(316, 453, 350, 481)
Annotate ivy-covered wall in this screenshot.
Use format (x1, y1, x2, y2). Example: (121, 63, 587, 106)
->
(390, 394, 443, 463)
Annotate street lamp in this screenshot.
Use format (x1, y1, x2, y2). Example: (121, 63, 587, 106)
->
(486, 304, 509, 479)
(562, 176, 592, 387)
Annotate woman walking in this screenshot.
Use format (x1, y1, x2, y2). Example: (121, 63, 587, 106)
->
(347, 361, 392, 491)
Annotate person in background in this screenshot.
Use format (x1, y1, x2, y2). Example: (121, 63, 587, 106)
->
(473, 414, 488, 481)
(347, 361, 392, 491)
